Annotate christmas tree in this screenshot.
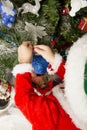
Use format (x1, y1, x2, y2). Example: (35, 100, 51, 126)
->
(0, 0, 87, 82)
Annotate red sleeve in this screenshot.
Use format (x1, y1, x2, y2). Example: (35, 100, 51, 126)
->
(14, 72, 60, 130)
(56, 61, 65, 80)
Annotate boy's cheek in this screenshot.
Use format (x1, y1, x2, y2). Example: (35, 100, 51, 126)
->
(32, 75, 49, 88)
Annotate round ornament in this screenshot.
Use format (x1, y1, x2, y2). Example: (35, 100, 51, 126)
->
(60, 6, 69, 16)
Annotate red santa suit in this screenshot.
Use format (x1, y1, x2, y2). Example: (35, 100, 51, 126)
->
(12, 35, 87, 130)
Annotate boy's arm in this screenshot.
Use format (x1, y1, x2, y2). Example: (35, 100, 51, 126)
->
(47, 53, 65, 81)
(55, 61, 65, 80)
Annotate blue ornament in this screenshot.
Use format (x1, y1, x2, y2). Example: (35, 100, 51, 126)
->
(32, 55, 49, 75)
(1, 17, 7, 24)
(2, 12, 6, 16)
(9, 15, 15, 22)
(6, 22, 13, 28)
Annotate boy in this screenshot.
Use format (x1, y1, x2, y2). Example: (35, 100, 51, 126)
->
(12, 41, 80, 130)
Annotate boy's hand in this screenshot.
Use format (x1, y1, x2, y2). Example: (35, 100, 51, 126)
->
(18, 41, 33, 64)
(34, 45, 55, 64)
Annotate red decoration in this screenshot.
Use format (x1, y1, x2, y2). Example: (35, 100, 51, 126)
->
(60, 6, 69, 16)
(51, 39, 56, 46)
(50, 35, 56, 47)
(78, 18, 87, 32)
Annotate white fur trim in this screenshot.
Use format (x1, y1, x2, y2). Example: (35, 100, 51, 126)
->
(12, 63, 34, 77)
(34, 88, 52, 96)
(47, 53, 62, 75)
(52, 85, 87, 129)
(64, 34, 87, 126)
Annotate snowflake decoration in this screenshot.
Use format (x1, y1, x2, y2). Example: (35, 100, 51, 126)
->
(25, 22, 47, 43)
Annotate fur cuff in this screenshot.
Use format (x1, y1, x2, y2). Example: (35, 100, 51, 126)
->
(47, 53, 62, 75)
(12, 63, 34, 77)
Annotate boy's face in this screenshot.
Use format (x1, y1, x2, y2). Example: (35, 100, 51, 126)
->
(31, 72, 50, 89)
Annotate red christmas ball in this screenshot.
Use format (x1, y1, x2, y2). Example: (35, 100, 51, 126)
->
(60, 6, 69, 15)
